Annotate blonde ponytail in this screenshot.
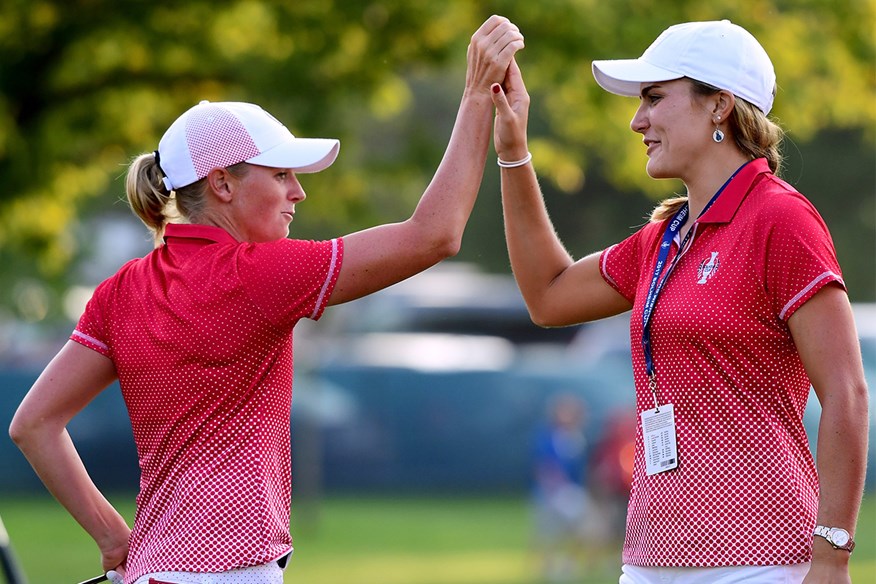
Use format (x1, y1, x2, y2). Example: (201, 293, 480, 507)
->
(125, 153, 178, 246)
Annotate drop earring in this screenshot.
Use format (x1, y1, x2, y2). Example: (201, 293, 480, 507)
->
(713, 115, 724, 143)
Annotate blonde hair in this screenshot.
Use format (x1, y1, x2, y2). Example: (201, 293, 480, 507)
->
(125, 154, 249, 246)
(650, 79, 784, 222)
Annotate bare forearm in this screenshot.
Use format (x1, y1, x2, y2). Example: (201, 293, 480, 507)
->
(10, 342, 129, 569)
(330, 94, 495, 305)
(330, 16, 523, 305)
(408, 14, 524, 252)
(814, 386, 869, 530)
(501, 166, 574, 305)
(788, 288, 869, 581)
(410, 92, 494, 251)
(806, 388, 868, 578)
(14, 426, 130, 548)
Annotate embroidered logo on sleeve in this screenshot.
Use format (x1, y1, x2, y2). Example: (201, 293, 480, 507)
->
(697, 252, 720, 284)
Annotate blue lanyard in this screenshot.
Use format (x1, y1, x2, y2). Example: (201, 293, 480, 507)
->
(641, 164, 747, 405)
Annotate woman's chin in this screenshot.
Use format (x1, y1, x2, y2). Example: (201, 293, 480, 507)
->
(645, 161, 673, 181)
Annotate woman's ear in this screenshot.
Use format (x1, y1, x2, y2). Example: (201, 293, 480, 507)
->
(206, 168, 234, 203)
(713, 90, 736, 122)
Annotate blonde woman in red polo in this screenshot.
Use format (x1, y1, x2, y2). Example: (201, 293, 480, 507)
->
(490, 20, 867, 584)
(10, 16, 523, 584)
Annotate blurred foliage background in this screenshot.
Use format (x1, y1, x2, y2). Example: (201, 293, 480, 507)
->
(0, 0, 873, 326)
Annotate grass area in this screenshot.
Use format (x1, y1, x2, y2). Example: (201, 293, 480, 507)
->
(0, 493, 873, 583)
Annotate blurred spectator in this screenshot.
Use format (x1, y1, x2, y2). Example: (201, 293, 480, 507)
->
(531, 393, 596, 582)
(588, 409, 636, 540)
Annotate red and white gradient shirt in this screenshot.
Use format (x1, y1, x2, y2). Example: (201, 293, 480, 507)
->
(600, 159, 844, 567)
(72, 223, 343, 582)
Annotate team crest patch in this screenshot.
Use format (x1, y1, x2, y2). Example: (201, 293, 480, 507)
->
(697, 252, 720, 284)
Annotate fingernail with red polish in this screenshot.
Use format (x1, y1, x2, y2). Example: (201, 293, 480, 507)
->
(491, 84, 501, 94)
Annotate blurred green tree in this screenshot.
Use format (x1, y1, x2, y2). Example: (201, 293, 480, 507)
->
(0, 0, 873, 322)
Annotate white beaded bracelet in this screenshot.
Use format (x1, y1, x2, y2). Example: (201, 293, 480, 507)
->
(497, 152, 532, 168)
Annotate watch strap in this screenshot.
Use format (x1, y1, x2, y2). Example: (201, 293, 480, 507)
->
(813, 525, 855, 552)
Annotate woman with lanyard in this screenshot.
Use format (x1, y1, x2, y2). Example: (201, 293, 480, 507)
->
(10, 15, 524, 584)
(489, 20, 868, 584)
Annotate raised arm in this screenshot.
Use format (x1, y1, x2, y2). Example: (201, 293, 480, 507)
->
(490, 59, 630, 326)
(328, 15, 524, 305)
(789, 286, 869, 583)
(9, 341, 131, 574)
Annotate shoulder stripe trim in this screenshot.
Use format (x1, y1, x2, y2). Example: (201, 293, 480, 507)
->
(311, 238, 340, 319)
(72, 329, 109, 351)
(601, 245, 619, 289)
(779, 271, 844, 321)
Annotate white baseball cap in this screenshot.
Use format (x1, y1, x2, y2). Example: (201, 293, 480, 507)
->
(592, 20, 776, 114)
(156, 101, 340, 191)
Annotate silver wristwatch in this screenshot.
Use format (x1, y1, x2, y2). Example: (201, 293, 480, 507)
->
(813, 525, 855, 552)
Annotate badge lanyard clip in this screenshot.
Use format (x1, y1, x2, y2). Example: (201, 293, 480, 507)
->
(649, 372, 659, 412)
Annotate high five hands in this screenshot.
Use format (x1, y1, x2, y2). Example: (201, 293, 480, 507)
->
(466, 15, 525, 100)
(490, 58, 531, 165)
(467, 16, 531, 166)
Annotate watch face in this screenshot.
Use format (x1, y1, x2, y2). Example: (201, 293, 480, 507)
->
(830, 529, 851, 547)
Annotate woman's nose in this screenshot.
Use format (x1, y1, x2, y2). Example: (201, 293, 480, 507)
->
(289, 176, 306, 202)
(630, 103, 648, 134)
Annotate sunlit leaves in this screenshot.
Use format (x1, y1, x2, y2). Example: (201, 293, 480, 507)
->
(213, 1, 295, 61)
(0, 0, 873, 320)
(369, 75, 413, 120)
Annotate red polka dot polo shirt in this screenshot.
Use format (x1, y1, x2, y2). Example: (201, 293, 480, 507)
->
(72, 223, 343, 581)
(600, 158, 844, 567)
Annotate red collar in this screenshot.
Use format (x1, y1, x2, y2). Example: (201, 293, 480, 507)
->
(698, 158, 771, 224)
(163, 223, 239, 245)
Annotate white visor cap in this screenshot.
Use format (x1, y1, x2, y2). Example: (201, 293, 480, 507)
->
(157, 101, 340, 191)
(592, 20, 776, 115)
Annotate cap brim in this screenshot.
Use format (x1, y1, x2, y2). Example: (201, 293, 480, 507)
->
(592, 59, 684, 97)
(248, 138, 340, 174)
